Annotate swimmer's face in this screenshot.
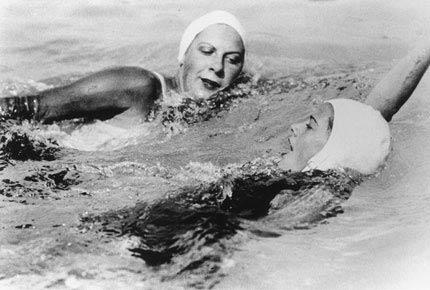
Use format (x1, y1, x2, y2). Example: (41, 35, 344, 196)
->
(279, 103, 334, 171)
(179, 24, 245, 99)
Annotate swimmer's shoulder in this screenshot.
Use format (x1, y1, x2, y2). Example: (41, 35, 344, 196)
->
(100, 66, 179, 99)
(76, 66, 172, 100)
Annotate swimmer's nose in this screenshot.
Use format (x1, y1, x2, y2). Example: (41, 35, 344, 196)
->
(290, 124, 299, 137)
(209, 56, 225, 78)
(290, 123, 304, 137)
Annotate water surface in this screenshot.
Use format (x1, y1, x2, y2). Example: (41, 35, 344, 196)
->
(1, 0, 430, 289)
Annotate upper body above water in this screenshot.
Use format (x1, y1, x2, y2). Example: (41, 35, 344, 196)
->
(0, 10, 245, 123)
(1, 9, 429, 177)
(278, 42, 430, 174)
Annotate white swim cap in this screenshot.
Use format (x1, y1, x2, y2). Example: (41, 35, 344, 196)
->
(303, 99, 391, 175)
(177, 10, 245, 63)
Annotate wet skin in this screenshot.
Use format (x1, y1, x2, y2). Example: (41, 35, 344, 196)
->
(178, 23, 245, 99)
(279, 103, 334, 172)
(0, 67, 161, 123)
(0, 24, 244, 122)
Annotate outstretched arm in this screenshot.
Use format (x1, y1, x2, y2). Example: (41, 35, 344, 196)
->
(366, 42, 430, 122)
(0, 66, 162, 123)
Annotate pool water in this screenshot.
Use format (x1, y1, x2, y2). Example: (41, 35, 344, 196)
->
(1, 0, 430, 289)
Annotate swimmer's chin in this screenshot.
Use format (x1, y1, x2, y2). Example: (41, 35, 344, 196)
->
(191, 87, 223, 100)
(278, 153, 307, 172)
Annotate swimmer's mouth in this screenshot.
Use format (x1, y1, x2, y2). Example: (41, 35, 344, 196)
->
(201, 78, 221, 90)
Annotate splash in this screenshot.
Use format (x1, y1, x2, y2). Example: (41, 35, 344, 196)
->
(46, 120, 154, 151)
(158, 72, 304, 131)
(0, 79, 53, 98)
(0, 79, 60, 166)
(1, 164, 82, 202)
(0, 119, 60, 169)
(1, 72, 317, 154)
(81, 163, 361, 287)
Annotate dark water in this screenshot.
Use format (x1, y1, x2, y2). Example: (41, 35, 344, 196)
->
(80, 166, 359, 288)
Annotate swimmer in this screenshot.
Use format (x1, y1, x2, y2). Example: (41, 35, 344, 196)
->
(87, 44, 430, 269)
(177, 43, 430, 226)
(0, 11, 245, 123)
(218, 43, 430, 219)
(279, 42, 430, 174)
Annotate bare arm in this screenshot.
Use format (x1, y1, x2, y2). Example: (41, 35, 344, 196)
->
(366, 42, 430, 122)
(0, 66, 162, 123)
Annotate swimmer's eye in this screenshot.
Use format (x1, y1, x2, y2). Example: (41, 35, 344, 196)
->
(226, 55, 242, 65)
(199, 44, 215, 55)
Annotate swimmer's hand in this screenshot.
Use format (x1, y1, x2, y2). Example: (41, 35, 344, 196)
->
(0, 95, 40, 120)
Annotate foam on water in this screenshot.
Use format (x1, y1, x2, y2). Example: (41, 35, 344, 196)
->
(45, 121, 153, 151)
(0, 79, 153, 151)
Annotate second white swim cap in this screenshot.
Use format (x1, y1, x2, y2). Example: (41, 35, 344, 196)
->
(303, 99, 391, 175)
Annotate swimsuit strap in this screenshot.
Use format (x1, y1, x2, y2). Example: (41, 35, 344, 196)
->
(151, 71, 167, 99)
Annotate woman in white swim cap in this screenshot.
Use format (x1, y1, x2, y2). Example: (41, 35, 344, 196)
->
(0, 11, 245, 123)
(176, 10, 245, 99)
(279, 42, 430, 174)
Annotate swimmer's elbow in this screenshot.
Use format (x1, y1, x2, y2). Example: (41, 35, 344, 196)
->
(366, 98, 394, 122)
(367, 43, 430, 122)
